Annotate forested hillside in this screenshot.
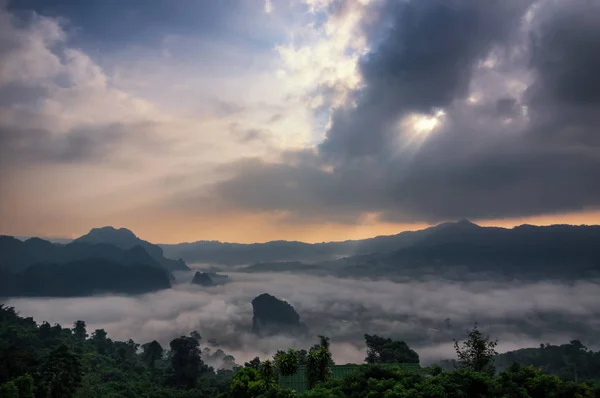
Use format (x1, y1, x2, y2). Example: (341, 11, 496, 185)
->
(1, 305, 599, 397)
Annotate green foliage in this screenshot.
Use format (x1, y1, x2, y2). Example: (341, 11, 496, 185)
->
(13, 374, 35, 398)
(453, 323, 498, 375)
(0, 381, 19, 398)
(2, 303, 600, 398)
(275, 349, 300, 377)
(494, 340, 600, 382)
(245, 357, 262, 370)
(169, 335, 208, 388)
(39, 344, 83, 398)
(423, 364, 443, 376)
(305, 336, 333, 389)
(259, 360, 277, 391)
(0, 304, 232, 398)
(228, 367, 262, 398)
(142, 340, 164, 370)
(72, 320, 87, 341)
(364, 334, 420, 364)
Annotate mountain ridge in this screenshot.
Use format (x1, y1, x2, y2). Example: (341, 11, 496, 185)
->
(74, 226, 189, 271)
(160, 220, 599, 266)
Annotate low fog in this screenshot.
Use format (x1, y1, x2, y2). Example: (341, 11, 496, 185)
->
(6, 271, 600, 367)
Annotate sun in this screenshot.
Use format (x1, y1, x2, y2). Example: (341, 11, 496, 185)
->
(403, 109, 446, 135)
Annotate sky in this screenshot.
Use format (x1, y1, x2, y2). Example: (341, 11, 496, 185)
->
(1, 0, 600, 243)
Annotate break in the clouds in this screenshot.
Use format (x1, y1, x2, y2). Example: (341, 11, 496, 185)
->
(1, 0, 600, 241)
(6, 272, 600, 365)
(200, 0, 600, 224)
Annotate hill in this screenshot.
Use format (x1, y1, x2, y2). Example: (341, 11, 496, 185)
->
(379, 221, 600, 277)
(160, 221, 600, 279)
(0, 236, 174, 297)
(0, 259, 172, 297)
(74, 227, 189, 271)
(251, 293, 308, 336)
(160, 223, 447, 266)
(0, 236, 163, 273)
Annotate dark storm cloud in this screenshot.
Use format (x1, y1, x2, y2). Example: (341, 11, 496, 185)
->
(193, 0, 600, 223)
(528, 0, 600, 106)
(320, 0, 533, 159)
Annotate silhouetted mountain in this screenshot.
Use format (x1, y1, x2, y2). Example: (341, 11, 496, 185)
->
(14, 235, 73, 244)
(160, 224, 446, 266)
(338, 222, 600, 279)
(391, 223, 600, 268)
(74, 227, 189, 271)
(251, 293, 308, 336)
(160, 220, 600, 279)
(191, 272, 214, 287)
(0, 259, 171, 297)
(0, 235, 175, 297)
(0, 235, 163, 273)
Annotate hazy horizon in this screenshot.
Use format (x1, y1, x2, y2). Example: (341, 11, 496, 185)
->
(8, 215, 600, 246)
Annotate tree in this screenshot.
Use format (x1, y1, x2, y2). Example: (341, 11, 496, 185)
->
(0, 381, 18, 398)
(306, 336, 333, 389)
(39, 344, 83, 398)
(274, 349, 300, 377)
(13, 374, 35, 398)
(364, 334, 420, 364)
(72, 321, 87, 341)
(169, 335, 207, 388)
(297, 349, 308, 366)
(423, 364, 444, 376)
(228, 367, 262, 398)
(498, 363, 563, 397)
(142, 340, 164, 370)
(90, 329, 110, 354)
(244, 357, 262, 370)
(564, 340, 588, 382)
(259, 360, 277, 392)
(453, 323, 498, 375)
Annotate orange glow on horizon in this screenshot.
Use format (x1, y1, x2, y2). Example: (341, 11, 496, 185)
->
(5, 210, 600, 245)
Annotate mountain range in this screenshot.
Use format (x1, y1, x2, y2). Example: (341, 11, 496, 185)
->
(161, 220, 600, 277)
(2, 220, 600, 297)
(0, 227, 189, 297)
(74, 227, 189, 271)
(160, 221, 448, 265)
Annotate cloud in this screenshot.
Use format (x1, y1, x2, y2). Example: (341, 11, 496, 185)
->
(0, 2, 315, 237)
(4, 0, 600, 240)
(6, 272, 600, 365)
(195, 0, 600, 224)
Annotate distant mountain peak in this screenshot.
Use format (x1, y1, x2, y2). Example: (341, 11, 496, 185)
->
(455, 218, 479, 227)
(86, 226, 137, 239)
(75, 226, 189, 271)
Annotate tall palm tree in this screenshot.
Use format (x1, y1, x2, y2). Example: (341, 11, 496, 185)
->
(259, 359, 277, 392)
(306, 336, 333, 389)
(275, 349, 300, 377)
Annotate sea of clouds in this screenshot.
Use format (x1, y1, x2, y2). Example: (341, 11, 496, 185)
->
(6, 271, 600, 367)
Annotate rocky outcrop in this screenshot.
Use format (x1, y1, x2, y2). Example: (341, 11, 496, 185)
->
(251, 293, 308, 336)
(191, 272, 214, 287)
